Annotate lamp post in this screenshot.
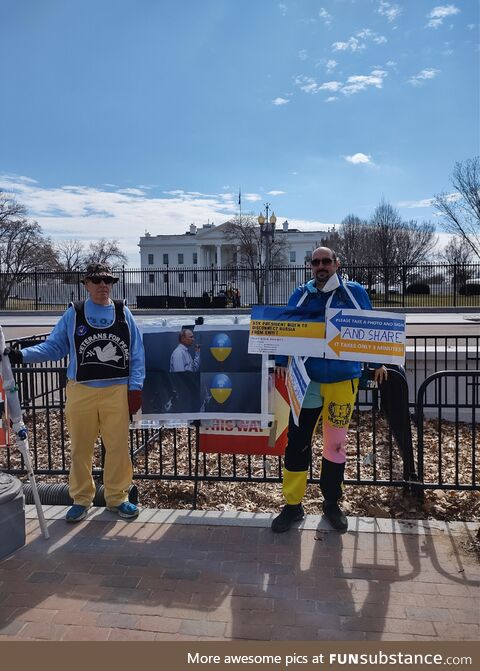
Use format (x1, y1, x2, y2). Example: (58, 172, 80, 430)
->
(258, 203, 277, 304)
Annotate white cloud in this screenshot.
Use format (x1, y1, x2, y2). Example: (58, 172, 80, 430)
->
(344, 153, 373, 165)
(426, 5, 460, 29)
(0, 174, 245, 265)
(332, 37, 363, 52)
(295, 68, 387, 98)
(377, 1, 402, 23)
(278, 3, 287, 16)
(267, 190, 285, 196)
(397, 192, 460, 208)
(272, 97, 290, 105)
(341, 69, 387, 95)
(117, 188, 145, 196)
(408, 68, 440, 86)
(326, 59, 337, 72)
(319, 81, 342, 92)
(332, 29, 387, 53)
(298, 49, 308, 61)
(356, 28, 387, 44)
(244, 193, 262, 202)
(318, 8, 332, 26)
(325, 96, 338, 103)
(294, 75, 319, 93)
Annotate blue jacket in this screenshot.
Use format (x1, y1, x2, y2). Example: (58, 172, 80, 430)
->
(21, 299, 145, 390)
(275, 278, 377, 383)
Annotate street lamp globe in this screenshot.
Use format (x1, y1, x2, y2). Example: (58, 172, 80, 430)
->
(269, 212, 277, 227)
(258, 213, 266, 226)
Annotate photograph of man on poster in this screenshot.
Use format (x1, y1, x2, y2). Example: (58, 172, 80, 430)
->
(169, 327, 201, 372)
(141, 324, 265, 421)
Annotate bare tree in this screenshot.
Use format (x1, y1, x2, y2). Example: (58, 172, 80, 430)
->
(440, 236, 474, 265)
(433, 157, 480, 260)
(224, 215, 288, 302)
(334, 214, 372, 267)
(368, 199, 437, 295)
(439, 236, 476, 288)
(56, 238, 85, 272)
(83, 238, 127, 267)
(0, 191, 58, 308)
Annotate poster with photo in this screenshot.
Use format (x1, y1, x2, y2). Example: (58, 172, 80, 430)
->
(139, 322, 271, 423)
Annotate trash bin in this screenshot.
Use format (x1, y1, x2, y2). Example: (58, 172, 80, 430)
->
(0, 473, 26, 559)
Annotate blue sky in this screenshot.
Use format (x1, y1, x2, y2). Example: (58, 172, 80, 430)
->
(1, 0, 478, 265)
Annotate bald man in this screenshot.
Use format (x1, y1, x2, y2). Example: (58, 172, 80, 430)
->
(273, 247, 387, 533)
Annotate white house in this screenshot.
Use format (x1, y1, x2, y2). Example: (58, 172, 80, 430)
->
(138, 219, 333, 269)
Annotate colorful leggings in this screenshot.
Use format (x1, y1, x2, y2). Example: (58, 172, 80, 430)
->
(283, 378, 359, 505)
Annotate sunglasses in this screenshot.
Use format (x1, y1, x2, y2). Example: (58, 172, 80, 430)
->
(89, 276, 115, 285)
(311, 257, 334, 267)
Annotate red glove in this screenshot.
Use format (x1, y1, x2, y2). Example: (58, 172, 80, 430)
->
(128, 390, 142, 415)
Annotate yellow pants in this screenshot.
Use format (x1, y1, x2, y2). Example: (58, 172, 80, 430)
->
(65, 381, 132, 508)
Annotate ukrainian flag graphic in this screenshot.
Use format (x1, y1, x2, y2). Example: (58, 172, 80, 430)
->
(210, 333, 232, 362)
(209, 373, 232, 404)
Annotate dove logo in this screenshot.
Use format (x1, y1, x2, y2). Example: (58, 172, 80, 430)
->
(79, 332, 128, 369)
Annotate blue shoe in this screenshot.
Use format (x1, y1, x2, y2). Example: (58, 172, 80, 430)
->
(65, 504, 90, 523)
(107, 501, 139, 519)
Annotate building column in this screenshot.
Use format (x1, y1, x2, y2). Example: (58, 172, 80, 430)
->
(216, 244, 222, 268)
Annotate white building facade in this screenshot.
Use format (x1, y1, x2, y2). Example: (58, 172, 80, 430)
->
(137, 220, 334, 304)
(138, 220, 331, 269)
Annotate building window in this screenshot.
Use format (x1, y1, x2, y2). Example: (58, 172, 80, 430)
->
(148, 273, 155, 284)
(178, 253, 184, 265)
(193, 252, 198, 265)
(290, 251, 296, 263)
(179, 273, 184, 283)
(163, 253, 169, 265)
(193, 273, 197, 283)
(163, 273, 168, 283)
(148, 254, 154, 265)
(305, 250, 312, 262)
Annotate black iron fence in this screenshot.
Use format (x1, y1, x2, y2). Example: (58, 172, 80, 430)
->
(1, 334, 478, 496)
(1, 262, 480, 310)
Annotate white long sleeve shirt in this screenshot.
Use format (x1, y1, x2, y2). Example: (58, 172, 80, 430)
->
(169, 343, 200, 372)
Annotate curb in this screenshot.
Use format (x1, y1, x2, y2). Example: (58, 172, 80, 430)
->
(25, 505, 478, 537)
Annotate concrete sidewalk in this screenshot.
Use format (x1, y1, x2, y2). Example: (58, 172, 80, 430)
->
(0, 506, 478, 641)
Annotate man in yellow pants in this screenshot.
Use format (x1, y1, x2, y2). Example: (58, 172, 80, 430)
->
(6, 263, 145, 522)
(273, 247, 387, 533)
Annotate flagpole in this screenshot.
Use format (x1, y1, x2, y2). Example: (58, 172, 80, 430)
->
(238, 187, 242, 222)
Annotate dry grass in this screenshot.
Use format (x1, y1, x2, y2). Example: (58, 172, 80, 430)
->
(2, 409, 478, 524)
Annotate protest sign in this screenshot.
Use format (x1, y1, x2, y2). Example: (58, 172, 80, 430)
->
(199, 374, 290, 455)
(285, 356, 310, 426)
(248, 305, 326, 357)
(139, 322, 272, 423)
(325, 308, 406, 365)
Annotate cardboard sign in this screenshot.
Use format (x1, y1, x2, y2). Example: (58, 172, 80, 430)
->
(325, 308, 406, 365)
(199, 375, 290, 455)
(248, 305, 326, 357)
(286, 356, 310, 426)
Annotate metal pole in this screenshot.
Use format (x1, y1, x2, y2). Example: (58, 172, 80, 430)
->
(264, 203, 270, 305)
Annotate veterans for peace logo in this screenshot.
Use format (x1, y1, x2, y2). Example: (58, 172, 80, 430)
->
(76, 325, 88, 336)
(209, 373, 232, 404)
(209, 333, 232, 362)
(78, 333, 129, 368)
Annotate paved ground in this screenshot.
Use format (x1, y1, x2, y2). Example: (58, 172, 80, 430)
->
(0, 506, 478, 641)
